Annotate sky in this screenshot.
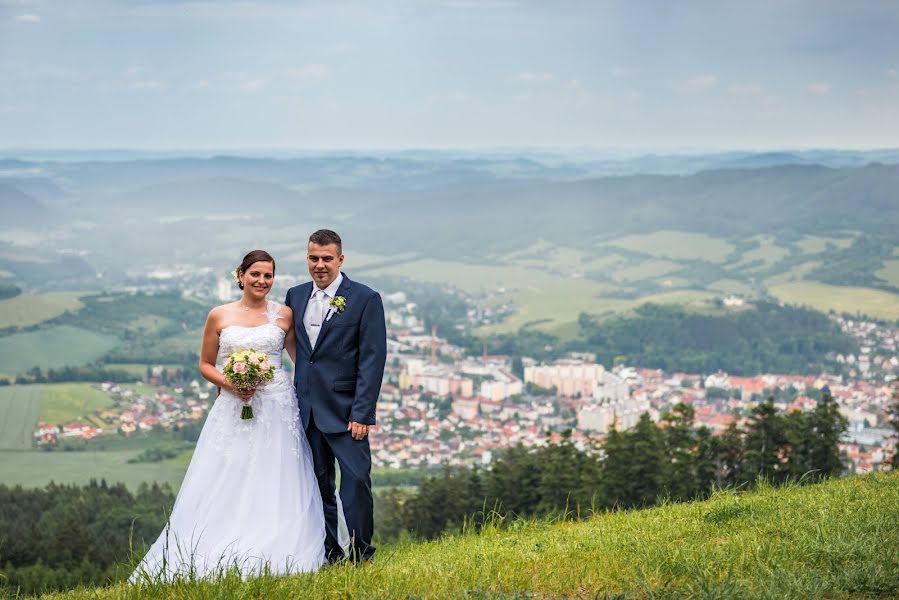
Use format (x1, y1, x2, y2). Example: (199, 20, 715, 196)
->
(1, 0, 898, 151)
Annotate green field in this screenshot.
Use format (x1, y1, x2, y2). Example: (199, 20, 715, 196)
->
(734, 235, 791, 271)
(601, 230, 735, 263)
(38, 382, 116, 425)
(0, 385, 42, 450)
(795, 234, 855, 254)
(0, 325, 119, 375)
(0, 448, 190, 491)
(709, 278, 756, 296)
(46, 473, 899, 600)
(610, 258, 681, 282)
(769, 281, 899, 321)
(0, 292, 84, 329)
(876, 259, 899, 287)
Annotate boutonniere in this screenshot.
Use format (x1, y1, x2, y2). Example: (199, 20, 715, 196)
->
(329, 295, 347, 313)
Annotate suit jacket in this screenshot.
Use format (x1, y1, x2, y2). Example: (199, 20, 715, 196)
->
(285, 273, 387, 434)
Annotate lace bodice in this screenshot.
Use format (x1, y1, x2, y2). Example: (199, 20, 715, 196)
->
(218, 301, 287, 368)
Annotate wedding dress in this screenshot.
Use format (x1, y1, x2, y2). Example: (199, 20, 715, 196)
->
(132, 302, 326, 581)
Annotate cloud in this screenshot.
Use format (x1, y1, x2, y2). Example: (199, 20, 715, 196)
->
(611, 66, 636, 78)
(677, 74, 718, 94)
(14, 13, 39, 22)
(807, 82, 832, 94)
(287, 64, 329, 80)
(194, 79, 210, 89)
(125, 66, 143, 77)
(727, 83, 763, 96)
(888, 68, 897, 78)
(512, 71, 554, 84)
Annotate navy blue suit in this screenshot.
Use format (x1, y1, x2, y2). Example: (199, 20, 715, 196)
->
(285, 273, 386, 562)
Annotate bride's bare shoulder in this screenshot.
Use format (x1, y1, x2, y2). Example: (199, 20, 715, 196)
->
(207, 303, 237, 325)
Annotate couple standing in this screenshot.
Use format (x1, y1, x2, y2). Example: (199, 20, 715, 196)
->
(133, 229, 387, 580)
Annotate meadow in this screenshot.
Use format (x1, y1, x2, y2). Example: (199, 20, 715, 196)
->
(44, 472, 899, 600)
(38, 382, 117, 424)
(0, 292, 84, 329)
(0, 385, 42, 450)
(769, 281, 899, 321)
(0, 325, 119, 375)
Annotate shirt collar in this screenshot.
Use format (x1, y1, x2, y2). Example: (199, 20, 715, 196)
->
(311, 272, 343, 300)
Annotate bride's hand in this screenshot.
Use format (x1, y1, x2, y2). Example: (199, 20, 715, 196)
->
(223, 381, 255, 402)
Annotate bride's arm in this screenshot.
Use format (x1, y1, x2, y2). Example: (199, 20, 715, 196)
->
(199, 307, 249, 399)
(199, 307, 229, 390)
(282, 306, 298, 365)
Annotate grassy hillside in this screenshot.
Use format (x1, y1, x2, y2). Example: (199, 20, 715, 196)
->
(45, 473, 898, 599)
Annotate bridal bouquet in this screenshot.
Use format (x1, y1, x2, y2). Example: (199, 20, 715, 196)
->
(223, 348, 275, 419)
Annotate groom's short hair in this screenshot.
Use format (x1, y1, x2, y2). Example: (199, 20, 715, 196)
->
(309, 229, 342, 255)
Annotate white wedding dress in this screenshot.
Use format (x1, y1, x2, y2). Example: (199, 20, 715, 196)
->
(132, 302, 326, 582)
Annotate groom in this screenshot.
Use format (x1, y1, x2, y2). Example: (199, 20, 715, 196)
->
(286, 229, 387, 564)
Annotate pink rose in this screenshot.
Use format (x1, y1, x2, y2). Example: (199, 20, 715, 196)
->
(259, 360, 270, 371)
(233, 362, 247, 373)
(248, 354, 259, 363)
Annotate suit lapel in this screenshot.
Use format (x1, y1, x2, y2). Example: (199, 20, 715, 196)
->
(311, 273, 352, 357)
(294, 282, 314, 356)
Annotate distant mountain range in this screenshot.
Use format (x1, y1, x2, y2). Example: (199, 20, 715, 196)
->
(1, 150, 898, 288)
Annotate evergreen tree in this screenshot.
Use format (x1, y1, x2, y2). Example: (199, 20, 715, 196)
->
(659, 403, 700, 501)
(742, 398, 791, 485)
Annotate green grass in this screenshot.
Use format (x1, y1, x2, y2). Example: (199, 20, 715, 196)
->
(0, 384, 42, 450)
(768, 281, 899, 321)
(38, 383, 115, 425)
(0, 325, 119, 375)
(44, 473, 899, 599)
(602, 230, 735, 263)
(0, 292, 84, 329)
(876, 259, 899, 287)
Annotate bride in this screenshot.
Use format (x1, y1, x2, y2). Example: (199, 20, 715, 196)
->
(132, 250, 326, 581)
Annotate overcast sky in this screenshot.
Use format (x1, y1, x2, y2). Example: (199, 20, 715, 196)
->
(2, 0, 898, 151)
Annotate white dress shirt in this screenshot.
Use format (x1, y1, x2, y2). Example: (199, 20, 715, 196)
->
(303, 273, 343, 348)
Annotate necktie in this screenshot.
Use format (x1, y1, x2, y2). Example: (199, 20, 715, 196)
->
(309, 290, 325, 347)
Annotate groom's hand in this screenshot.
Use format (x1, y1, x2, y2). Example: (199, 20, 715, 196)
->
(348, 421, 369, 440)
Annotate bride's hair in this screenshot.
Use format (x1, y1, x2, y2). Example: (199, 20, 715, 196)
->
(236, 250, 276, 289)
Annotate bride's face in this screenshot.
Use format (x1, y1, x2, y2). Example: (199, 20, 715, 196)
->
(240, 261, 274, 301)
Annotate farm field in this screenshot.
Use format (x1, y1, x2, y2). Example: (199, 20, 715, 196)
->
(876, 259, 899, 287)
(38, 383, 116, 425)
(0, 385, 42, 450)
(0, 292, 85, 328)
(768, 282, 899, 321)
(600, 231, 735, 263)
(0, 325, 119, 375)
(0, 449, 190, 491)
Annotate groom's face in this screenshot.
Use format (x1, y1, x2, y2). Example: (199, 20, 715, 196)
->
(308, 242, 344, 289)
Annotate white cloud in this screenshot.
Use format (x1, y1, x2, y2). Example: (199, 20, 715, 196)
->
(194, 79, 210, 89)
(888, 68, 897, 78)
(564, 79, 581, 90)
(611, 66, 636, 78)
(677, 74, 718, 94)
(14, 13, 39, 22)
(125, 66, 143, 77)
(287, 64, 329, 80)
(512, 71, 554, 84)
(807, 82, 832, 94)
(727, 83, 763, 96)
(625, 90, 643, 101)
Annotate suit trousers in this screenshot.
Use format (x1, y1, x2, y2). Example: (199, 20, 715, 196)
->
(305, 413, 375, 562)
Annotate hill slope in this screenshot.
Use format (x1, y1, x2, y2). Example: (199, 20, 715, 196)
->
(48, 473, 898, 599)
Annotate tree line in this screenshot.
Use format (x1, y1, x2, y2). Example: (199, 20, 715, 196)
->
(377, 392, 850, 541)
(0, 480, 175, 596)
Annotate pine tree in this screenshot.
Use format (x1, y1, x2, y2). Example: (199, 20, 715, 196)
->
(742, 397, 791, 485)
(660, 403, 700, 501)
